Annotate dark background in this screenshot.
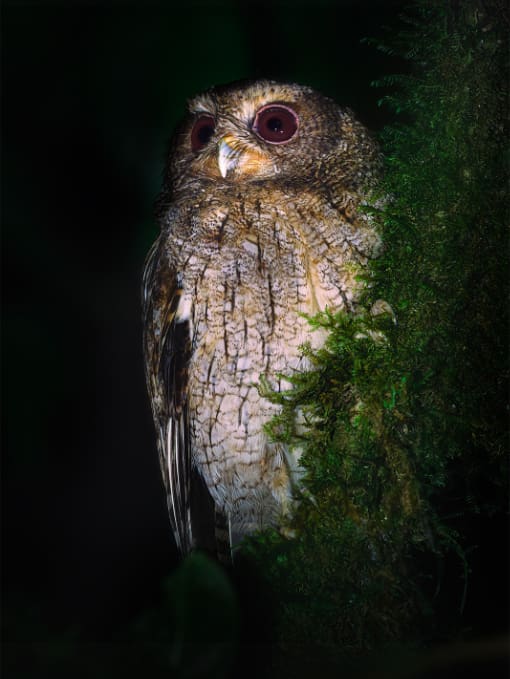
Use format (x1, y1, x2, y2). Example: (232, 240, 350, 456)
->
(3, 0, 505, 666)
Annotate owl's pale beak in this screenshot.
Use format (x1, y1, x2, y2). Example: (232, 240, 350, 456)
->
(217, 137, 240, 178)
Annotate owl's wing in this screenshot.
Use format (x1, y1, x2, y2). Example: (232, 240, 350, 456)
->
(142, 238, 193, 554)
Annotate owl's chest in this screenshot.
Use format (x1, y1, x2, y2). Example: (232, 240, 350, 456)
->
(174, 200, 318, 332)
(168, 187, 370, 376)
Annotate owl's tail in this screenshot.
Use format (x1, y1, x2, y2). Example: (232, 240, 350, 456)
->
(214, 508, 234, 566)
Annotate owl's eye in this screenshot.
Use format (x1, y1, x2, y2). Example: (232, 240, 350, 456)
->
(253, 105, 299, 144)
(191, 115, 215, 152)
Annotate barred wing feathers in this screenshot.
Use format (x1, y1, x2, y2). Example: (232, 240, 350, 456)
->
(142, 238, 193, 554)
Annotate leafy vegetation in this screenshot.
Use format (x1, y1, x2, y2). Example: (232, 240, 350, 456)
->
(244, 0, 509, 652)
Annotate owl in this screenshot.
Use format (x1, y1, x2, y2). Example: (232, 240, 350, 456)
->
(142, 80, 381, 561)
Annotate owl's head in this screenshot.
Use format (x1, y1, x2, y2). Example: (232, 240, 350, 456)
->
(165, 80, 380, 193)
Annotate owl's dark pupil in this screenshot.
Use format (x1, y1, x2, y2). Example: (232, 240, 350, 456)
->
(198, 124, 214, 144)
(266, 117, 283, 133)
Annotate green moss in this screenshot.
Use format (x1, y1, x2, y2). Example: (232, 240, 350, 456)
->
(243, 0, 509, 652)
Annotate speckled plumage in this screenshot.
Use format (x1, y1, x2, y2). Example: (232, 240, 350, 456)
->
(142, 80, 382, 558)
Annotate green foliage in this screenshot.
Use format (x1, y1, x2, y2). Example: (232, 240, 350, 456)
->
(243, 0, 509, 652)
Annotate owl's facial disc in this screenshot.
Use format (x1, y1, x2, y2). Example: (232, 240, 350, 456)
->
(188, 96, 302, 181)
(215, 105, 299, 178)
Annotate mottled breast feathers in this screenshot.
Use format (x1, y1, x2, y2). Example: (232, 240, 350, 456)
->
(142, 79, 382, 560)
